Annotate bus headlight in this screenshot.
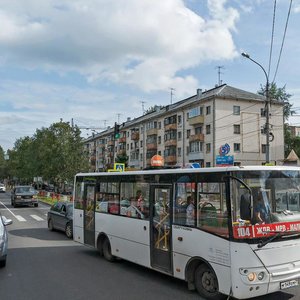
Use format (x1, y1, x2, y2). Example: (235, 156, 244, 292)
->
(247, 272, 256, 281)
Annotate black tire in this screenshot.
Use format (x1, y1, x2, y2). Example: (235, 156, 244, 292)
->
(195, 264, 224, 300)
(97, 238, 104, 257)
(0, 259, 6, 268)
(65, 223, 73, 239)
(34, 203, 38, 207)
(48, 219, 54, 231)
(103, 238, 115, 262)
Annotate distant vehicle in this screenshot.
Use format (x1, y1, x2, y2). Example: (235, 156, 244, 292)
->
(0, 183, 6, 193)
(0, 214, 13, 267)
(47, 201, 73, 238)
(11, 185, 38, 207)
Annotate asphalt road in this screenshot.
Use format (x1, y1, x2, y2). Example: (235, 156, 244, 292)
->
(0, 192, 299, 300)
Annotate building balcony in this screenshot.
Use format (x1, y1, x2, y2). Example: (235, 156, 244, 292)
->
(165, 139, 177, 147)
(188, 152, 204, 161)
(107, 140, 114, 146)
(146, 128, 158, 135)
(119, 136, 126, 143)
(189, 133, 204, 142)
(146, 143, 157, 150)
(164, 155, 177, 164)
(131, 132, 140, 140)
(117, 150, 126, 156)
(188, 115, 204, 125)
(164, 123, 177, 131)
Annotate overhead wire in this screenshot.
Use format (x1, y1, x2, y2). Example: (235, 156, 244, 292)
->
(268, 0, 277, 78)
(272, 0, 293, 83)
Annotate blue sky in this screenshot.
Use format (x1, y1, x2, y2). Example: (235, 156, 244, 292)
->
(0, 0, 299, 152)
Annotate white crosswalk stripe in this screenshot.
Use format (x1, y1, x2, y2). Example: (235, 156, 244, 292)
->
(15, 215, 26, 222)
(30, 215, 44, 221)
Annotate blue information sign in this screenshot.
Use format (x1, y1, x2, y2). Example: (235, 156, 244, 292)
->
(216, 155, 234, 166)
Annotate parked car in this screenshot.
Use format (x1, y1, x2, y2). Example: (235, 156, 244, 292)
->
(11, 185, 38, 207)
(47, 201, 73, 238)
(0, 214, 13, 267)
(0, 183, 6, 193)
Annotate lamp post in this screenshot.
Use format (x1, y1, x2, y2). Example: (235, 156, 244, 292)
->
(241, 52, 270, 164)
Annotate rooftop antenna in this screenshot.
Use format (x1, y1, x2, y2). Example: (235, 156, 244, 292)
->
(140, 100, 146, 115)
(170, 87, 175, 104)
(116, 113, 121, 124)
(216, 66, 225, 86)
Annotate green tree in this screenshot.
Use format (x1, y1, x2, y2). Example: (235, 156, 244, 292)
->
(5, 121, 89, 187)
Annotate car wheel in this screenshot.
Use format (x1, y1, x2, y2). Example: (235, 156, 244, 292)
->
(0, 259, 6, 268)
(34, 203, 38, 207)
(103, 238, 116, 262)
(48, 219, 54, 231)
(195, 264, 224, 300)
(65, 223, 73, 239)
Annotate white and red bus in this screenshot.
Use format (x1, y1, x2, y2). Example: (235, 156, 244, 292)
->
(73, 166, 300, 299)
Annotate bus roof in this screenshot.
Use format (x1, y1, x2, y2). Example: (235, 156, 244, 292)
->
(75, 165, 300, 177)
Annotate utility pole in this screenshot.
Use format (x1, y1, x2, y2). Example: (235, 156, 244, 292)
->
(242, 53, 270, 164)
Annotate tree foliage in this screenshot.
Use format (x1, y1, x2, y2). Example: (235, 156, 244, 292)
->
(5, 121, 89, 186)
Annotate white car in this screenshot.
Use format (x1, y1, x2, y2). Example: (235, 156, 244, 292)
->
(0, 183, 6, 193)
(0, 214, 13, 267)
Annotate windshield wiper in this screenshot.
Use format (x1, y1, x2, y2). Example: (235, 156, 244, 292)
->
(257, 230, 300, 249)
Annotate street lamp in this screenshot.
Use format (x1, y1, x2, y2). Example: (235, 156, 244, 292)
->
(241, 52, 270, 164)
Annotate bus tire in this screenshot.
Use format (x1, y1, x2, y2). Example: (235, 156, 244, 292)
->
(103, 238, 116, 262)
(195, 264, 224, 300)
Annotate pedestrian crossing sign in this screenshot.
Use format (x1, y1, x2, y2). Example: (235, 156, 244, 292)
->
(114, 163, 125, 172)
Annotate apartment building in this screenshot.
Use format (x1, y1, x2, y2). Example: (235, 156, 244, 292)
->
(84, 84, 285, 171)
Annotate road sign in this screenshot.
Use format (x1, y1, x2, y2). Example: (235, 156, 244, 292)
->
(114, 163, 125, 172)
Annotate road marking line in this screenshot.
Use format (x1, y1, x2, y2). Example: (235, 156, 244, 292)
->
(0, 201, 19, 218)
(31, 215, 44, 221)
(15, 215, 26, 222)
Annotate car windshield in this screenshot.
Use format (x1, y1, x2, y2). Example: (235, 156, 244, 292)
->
(16, 186, 35, 193)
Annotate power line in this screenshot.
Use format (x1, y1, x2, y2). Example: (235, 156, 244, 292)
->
(268, 0, 277, 78)
(272, 0, 293, 83)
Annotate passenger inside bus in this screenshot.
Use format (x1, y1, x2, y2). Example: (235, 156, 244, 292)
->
(127, 197, 138, 218)
(254, 190, 271, 224)
(186, 195, 195, 226)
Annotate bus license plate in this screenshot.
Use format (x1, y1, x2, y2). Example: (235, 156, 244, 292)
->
(280, 279, 299, 290)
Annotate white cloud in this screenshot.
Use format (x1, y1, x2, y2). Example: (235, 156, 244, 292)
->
(0, 0, 239, 96)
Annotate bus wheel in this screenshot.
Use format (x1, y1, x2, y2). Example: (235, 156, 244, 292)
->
(103, 238, 116, 262)
(195, 264, 223, 300)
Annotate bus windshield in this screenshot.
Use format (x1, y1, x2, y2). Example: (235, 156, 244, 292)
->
(231, 169, 300, 242)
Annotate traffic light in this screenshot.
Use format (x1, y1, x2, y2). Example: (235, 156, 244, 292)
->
(114, 122, 120, 139)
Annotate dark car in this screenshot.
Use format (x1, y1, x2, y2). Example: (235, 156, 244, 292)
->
(0, 214, 13, 267)
(11, 185, 38, 207)
(47, 201, 73, 238)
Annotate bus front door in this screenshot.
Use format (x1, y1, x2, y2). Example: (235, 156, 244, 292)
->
(150, 185, 172, 274)
(83, 184, 95, 246)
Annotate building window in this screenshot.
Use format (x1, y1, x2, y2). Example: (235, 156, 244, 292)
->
(190, 141, 203, 153)
(234, 124, 240, 134)
(262, 144, 267, 153)
(206, 125, 211, 135)
(127, 144, 129, 150)
(187, 129, 191, 138)
(178, 131, 182, 140)
(140, 141, 143, 147)
(158, 122, 161, 129)
(233, 106, 240, 115)
(234, 143, 241, 152)
(158, 151, 161, 156)
(195, 126, 202, 134)
(158, 136, 161, 144)
(178, 147, 182, 157)
(206, 162, 211, 167)
(178, 115, 182, 124)
(206, 106, 211, 115)
(140, 154, 143, 161)
(206, 143, 211, 153)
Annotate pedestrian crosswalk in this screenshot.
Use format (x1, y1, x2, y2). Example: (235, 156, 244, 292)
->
(14, 214, 47, 222)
